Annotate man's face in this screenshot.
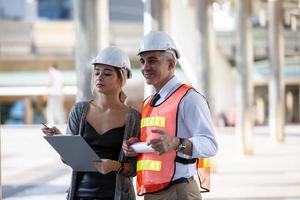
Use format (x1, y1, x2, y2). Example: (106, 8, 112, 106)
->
(139, 51, 174, 91)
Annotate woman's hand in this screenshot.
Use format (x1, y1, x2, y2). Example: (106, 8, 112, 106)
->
(122, 137, 139, 157)
(92, 159, 120, 174)
(41, 125, 62, 136)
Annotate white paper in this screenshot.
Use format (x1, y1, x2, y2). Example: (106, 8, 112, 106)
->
(130, 142, 155, 153)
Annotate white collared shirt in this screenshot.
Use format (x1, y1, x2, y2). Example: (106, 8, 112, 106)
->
(153, 76, 218, 180)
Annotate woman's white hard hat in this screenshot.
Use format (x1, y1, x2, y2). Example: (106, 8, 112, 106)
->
(92, 46, 132, 78)
(137, 31, 180, 59)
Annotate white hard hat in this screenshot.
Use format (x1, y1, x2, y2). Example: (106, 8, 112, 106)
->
(92, 46, 132, 78)
(137, 31, 180, 59)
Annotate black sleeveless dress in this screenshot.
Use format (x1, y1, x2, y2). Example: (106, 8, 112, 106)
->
(75, 120, 125, 200)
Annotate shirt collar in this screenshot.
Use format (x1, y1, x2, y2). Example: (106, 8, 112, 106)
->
(157, 76, 181, 101)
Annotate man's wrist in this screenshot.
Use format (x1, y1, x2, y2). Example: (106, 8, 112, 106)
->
(176, 138, 186, 152)
(172, 137, 180, 151)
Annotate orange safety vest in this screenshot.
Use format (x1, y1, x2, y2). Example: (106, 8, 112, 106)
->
(137, 84, 211, 195)
(197, 157, 210, 192)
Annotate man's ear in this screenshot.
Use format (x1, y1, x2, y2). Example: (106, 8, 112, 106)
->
(168, 58, 175, 70)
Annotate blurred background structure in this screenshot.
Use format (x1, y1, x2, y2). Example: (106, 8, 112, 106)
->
(1, 0, 300, 199)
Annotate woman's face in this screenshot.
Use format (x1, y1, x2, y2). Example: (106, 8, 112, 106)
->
(93, 64, 121, 94)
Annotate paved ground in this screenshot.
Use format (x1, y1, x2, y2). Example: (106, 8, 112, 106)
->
(1, 125, 300, 200)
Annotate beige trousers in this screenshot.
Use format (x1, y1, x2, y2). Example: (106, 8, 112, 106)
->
(144, 179, 202, 200)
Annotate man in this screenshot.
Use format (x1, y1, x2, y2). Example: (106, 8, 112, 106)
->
(46, 63, 64, 124)
(123, 31, 218, 200)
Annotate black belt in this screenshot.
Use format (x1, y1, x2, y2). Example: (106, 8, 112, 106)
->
(175, 156, 197, 164)
(169, 176, 194, 187)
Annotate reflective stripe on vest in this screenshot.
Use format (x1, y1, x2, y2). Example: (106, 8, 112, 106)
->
(137, 84, 191, 195)
(141, 116, 166, 128)
(137, 160, 162, 171)
(197, 158, 210, 168)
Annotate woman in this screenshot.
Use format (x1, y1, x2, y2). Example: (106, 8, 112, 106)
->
(42, 47, 140, 200)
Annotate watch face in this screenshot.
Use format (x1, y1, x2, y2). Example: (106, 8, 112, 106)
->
(179, 144, 186, 150)
(176, 138, 186, 152)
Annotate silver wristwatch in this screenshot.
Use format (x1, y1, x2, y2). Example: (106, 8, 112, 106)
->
(176, 138, 186, 152)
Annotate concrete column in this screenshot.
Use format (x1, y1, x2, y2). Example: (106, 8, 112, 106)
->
(97, 0, 109, 49)
(25, 0, 37, 22)
(299, 84, 300, 122)
(268, 0, 285, 142)
(143, 0, 169, 33)
(143, 0, 169, 97)
(74, 0, 109, 101)
(144, 0, 159, 33)
(235, 0, 254, 155)
(0, 118, 1, 200)
(24, 97, 33, 124)
(195, 0, 213, 107)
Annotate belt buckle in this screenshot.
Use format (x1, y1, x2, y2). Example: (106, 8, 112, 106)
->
(187, 176, 194, 182)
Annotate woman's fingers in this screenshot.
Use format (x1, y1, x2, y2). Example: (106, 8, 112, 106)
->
(41, 126, 61, 136)
(122, 137, 139, 157)
(51, 126, 61, 134)
(128, 137, 139, 144)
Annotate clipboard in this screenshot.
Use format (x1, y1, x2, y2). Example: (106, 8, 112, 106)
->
(44, 135, 100, 172)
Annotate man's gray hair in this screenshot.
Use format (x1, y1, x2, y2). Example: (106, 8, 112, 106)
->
(165, 50, 178, 65)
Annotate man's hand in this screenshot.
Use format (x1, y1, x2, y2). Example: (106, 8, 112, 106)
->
(122, 137, 139, 157)
(148, 129, 179, 155)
